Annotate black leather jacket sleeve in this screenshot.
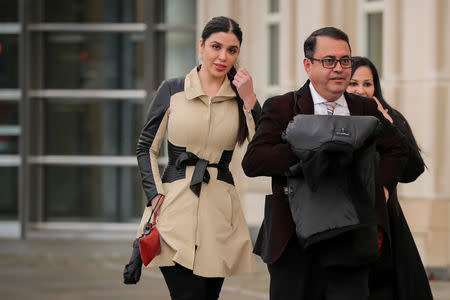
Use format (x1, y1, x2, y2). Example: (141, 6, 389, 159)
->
(136, 80, 171, 205)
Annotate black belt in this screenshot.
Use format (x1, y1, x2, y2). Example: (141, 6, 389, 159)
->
(175, 152, 222, 197)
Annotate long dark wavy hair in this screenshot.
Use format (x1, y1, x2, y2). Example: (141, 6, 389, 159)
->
(200, 16, 248, 145)
(351, 56, 424, 163)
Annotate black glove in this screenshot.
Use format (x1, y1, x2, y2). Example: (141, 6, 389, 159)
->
(123, 238, 143, 284)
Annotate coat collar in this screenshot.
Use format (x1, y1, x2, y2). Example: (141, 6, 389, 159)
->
(184, 66, 236, 104)
(343, 91, 364, 115)
(295, 80, 363, 115)
(295, 80, 314, 114)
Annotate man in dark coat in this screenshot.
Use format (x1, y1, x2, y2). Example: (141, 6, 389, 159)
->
(242, 27, 408, 300)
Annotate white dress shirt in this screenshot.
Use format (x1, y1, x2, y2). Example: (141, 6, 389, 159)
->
(309, 82, 350, 116)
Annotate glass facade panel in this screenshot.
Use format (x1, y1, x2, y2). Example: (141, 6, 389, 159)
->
(37, 166, 142, 222)
(165, 31, 196, 79)
(164, 0, 196, 25)
(0, 1, 18, 22)
(268, 24, 279, 85)
(0, 101, 18, 125)
(31, 0, 145, 23)
(152, 31, 196, 92)
(29, 99, 144, 156)
(0, 35, 19, 88)
(367, 12, 383, 77)
(2, 0, 197, 229)
(0, 2, 19, 221)
(0, 136, 18, 154)
(269, 0, 279, 13)
(0, 167, 18, 219)
(0, 101, 19, 154)
(31, 33, 144, 89)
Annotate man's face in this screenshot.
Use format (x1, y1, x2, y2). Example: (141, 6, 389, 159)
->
(304, 36, 351, 101)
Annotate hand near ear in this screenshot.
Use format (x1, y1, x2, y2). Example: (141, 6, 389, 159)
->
(373, 96, 393, 124)
(233, 68, 257, 110)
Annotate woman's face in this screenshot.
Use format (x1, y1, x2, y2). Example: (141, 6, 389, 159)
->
(199, 31, 240, 79)
(347, 66, 375, 98)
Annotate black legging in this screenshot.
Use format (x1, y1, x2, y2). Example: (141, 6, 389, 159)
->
(160, 263, 224, 300)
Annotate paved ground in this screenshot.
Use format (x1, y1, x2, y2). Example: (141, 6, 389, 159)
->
(0, 238, 448, 300)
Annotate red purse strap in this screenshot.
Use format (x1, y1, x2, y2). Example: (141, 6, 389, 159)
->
(148, 194, 163, 226)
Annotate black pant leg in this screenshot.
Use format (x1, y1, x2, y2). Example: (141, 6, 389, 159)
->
(268, 233, 372, 300)
(160, 264, 224, 300)
(368, 235, 395, 300)
(313, 228, 376, 300)
(267, 236, 322, 300)
(324, 265, 370, 300)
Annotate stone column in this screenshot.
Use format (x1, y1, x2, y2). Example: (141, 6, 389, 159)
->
(384, 0, 450, 271)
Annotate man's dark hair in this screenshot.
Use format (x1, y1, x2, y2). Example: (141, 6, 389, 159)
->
(304, 27, 351, 58)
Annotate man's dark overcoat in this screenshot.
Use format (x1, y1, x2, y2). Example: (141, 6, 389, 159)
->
(242, 80, 408, 299)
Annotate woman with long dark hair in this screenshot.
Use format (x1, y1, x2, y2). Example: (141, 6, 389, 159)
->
(124, 16, 260, 300)
(347, 56, 432, 300)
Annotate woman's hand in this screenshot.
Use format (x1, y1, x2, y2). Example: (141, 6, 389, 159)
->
(232, 68, 257, 110)
(373, 96, 393, 124)
(151, 194, 164, 215)
(383, 187, 389, 202)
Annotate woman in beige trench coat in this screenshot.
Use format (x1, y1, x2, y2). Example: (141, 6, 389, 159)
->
(124, 16, 261, 300)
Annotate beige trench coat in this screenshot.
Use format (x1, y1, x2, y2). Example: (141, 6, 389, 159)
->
(136, 67, 256, 277)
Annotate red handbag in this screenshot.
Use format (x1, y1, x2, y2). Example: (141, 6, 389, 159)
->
(139, 196, 162, 266)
